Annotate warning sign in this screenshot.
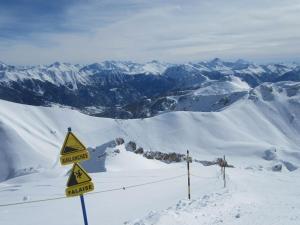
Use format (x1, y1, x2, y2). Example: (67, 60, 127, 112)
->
(66, 182, 94, 197)
(60, 151, 89, 165)
(67, 163, 91, 186)
(61, 131, 87, 155)
(65, 163, 94, 197)
(60, 131, 89, 165)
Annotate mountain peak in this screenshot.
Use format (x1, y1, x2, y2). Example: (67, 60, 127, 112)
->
(0, 61, 10, 70)
(210, 58, 223, 63)
(147, 60, 160, 64)
(235, 59, 250, 65)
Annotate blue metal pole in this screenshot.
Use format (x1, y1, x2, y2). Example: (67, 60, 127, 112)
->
(80, 195, 89, 225)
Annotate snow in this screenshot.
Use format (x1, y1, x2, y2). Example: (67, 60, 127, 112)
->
(193, 77, 250, 96)
(0, 81, 300, 180)
(1, 59, 299, 89)
(0, 62, 89, 89)
(239, 64, 266, 75)
(0, 81, 300, 224)
(83, 144, 165, 173)
(140, 61, 169, 75)
(0, 61, 166, 87)
(128, 167, 300, 225)
(1, 162, 300, 225)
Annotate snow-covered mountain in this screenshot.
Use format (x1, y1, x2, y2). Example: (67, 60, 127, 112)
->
(1, 59, 298, 86)
(0, 60, 170, 86)
(0, 59, 299, 118)
(1, 80, 299, 182)
(80, 60, 169, 76)
(1, 73, 300, 224)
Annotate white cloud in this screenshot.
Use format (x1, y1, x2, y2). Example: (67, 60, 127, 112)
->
(1, 0, 300, 64)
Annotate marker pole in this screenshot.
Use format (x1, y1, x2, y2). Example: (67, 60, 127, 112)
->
(80, 195, 89, 225)
(187, 150, 191, 200)
(223, 155, 226, 188)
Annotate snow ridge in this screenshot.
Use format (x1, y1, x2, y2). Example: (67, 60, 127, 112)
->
(0, 59, 298, 88)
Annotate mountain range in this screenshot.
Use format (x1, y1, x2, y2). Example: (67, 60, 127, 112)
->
(0, 58, 299, 118)
(1, 59, 300, 225)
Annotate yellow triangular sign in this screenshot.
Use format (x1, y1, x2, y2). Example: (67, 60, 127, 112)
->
(65, 163, 94, 197)
(60, 131, 89, 165)
(61, 132, 87, 155)
(67, 163, 91, 187)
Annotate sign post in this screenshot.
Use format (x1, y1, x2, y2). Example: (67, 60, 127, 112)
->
(60, 127, 94, 225)
(80, 195, 88, 225)
(186, 150, 192, 200)
(223, 155, 226, 188)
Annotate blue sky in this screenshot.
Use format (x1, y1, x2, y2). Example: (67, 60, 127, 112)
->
(1, 0, 300, 65)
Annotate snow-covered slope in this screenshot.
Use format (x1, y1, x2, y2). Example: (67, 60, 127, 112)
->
(0, 81, 300, 182)
(1, 81, 300, 225)
(1, 159, 300, 225)
(127, 166, 300, 225)
(165, 76, 250, 112)
(193, 76, 250, 96)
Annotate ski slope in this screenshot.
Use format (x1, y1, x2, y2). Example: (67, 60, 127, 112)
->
(0, 81, 300, 225)
(1, 160, 300, 225)
(127, 166, 300, 225)
(0, 81, 300, 182)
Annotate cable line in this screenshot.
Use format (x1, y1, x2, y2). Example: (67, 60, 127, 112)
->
(0, 174, 186, 208)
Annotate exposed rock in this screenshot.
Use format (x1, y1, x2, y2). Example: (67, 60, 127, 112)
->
(143, 151, 154, 159)
(272, 164, 282, 172)
(262, 148, 277, 161)
(135, 147, 144, 154)
(168, 152, 184, 162)
(114, 149, 120, 154)
(282, 161, 298, 171)
(194, 158, 234, 167)
(125, 141, 137, 152)
(115, 137, 125, 145)
(143, 151, 185, 163)
(125, 140, 234, 166)
(194, 160, 218, 166)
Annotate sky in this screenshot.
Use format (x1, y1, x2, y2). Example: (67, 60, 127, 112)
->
(0, 0, 300, 65)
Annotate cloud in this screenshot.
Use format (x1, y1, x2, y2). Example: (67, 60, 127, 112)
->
(0, 0, 83, 39)
(1, 0, 300, 64)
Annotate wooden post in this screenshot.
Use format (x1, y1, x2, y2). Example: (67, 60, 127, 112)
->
(223, 155, 226, 188)
(187, 150, 191, 200)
